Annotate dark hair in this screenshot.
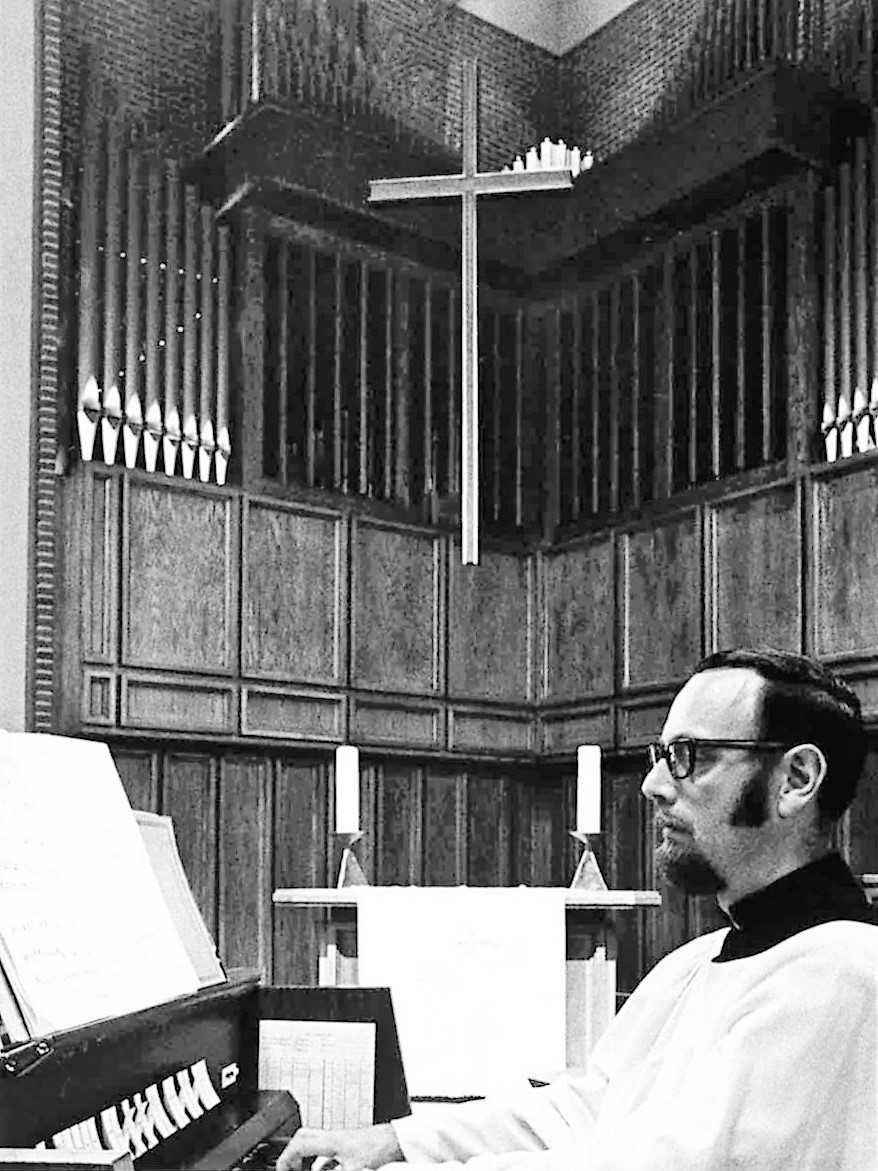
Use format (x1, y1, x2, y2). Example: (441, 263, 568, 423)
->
(693, 648, 865, 822)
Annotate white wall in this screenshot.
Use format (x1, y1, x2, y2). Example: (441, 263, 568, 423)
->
(457, 0, 640, 55)
(0, 0, 37, 730)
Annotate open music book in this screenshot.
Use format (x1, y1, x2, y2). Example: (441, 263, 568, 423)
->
(0, 734, 203, 1043)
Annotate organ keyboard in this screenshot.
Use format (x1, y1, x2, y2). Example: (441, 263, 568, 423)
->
(0, 972, 298, 1171)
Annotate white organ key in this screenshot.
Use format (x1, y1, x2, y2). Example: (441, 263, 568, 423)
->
(144, 1081, 178, 1139)
(132, 1092, 160, 1149)
(119, 1097, 148, 1158)
(190, 1059, 222, 1110)
(99, 1104, 127, 1152)
(161, 1074, 193, 1130)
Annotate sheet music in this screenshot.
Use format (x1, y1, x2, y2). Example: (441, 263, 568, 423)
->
(356, 886, 567, 1098)
(0, 734, 200, 1037)
(134, 812, 225, 988)
(258, 1019, 375, 1129)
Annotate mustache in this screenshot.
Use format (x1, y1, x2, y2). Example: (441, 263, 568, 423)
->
(655, 814, 689, 834)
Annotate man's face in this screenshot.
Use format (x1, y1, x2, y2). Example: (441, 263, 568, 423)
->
(641, 667, 780, 896)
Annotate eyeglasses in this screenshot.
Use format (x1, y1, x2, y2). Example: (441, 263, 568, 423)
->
(646, 737, 788, 781)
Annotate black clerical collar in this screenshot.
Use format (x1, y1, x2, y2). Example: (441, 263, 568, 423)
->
(713, 853, 874, 963)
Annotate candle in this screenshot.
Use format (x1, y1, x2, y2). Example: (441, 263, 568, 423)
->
(576, 745, 601, 834)
(335, 745, 360, 833)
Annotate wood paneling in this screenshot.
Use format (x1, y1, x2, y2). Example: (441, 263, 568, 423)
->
(351, 520, 442, 694)
(618, 697, 672, 747)
(448, 708, 534, 754)
(541, 706, 613, 754)
(375, 764, 424, 885)
(708, 483, 801, 652)
(218, 755, 272, 971)
(542, 538, 615, 700)
(83, 471, 118, 663)
(423, 772, 466, 886)
(242, 501, 345, 684)
(242, 687, 344, 740)
(123, 479, 238, 673)
(448, 549, 533, 702)
(272, 758, 328, 984)
(467, 774, 514, 886)
(514, 779, 566, 887)
(162, 753, 219, 944)
(602, 758, 648, 995)
(111, 747, 159, 812)
(83, 670, 116, 726)
(349, 697, 443, 748)
(812, 464, 878, 658)
(121, 675, 236, 733)
(621, 512, 702, 689)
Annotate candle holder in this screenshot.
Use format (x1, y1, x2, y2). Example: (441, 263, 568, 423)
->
(335, 832, 369, 888)
(568, 831, 608, 891)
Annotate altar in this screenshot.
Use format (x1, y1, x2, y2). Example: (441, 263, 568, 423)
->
(273, 885, 661, 1096)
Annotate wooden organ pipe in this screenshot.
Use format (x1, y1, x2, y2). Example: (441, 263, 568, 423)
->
(333, 253, 343, 492)
(823, 184, 838, 460)
(609, 285, 621, 512)
(384, 268, 394, 501)
(76, 104, 103, 462)
(710, 230, 722, 478)
(305, 249, 317, 488)
(838, 162, 853, 456)
(277, 242, 290, 485)
(198, 205, 216, 482)
(570, 302, 582, 520)
(139, 157, 163, 472)
(873, 114, 878, 414)
(358, 261, 369, 497)
(449, 287, 459, 498)
(120, 149, 142, 470)
(735, 224, 746, 470)
(215, 228, 232, 486)
(760, 208, 773, 463)
(590, 291, 601, 513)
(630, 274, 642, 508)
(514, 308, 524, 529)
(492, 309, 502, 524)
(424, 282, 434, 511)
(101, 119, 123, 438)
(854, 136, 870, 451)
(688, 246, 699, 487)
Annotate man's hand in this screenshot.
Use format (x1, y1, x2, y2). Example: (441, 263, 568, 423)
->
(275, 1122, 404, 1171)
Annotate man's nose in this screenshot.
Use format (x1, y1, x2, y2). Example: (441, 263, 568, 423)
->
(641, 760, 676, 804)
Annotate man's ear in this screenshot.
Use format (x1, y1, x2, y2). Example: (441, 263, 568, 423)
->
(776, 744, 827, 818)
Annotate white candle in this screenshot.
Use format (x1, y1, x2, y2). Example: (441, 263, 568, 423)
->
(576, 745, 601, 834)
(335, 745, 360, 833)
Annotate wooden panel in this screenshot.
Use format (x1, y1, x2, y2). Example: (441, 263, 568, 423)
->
(618, 697, 672, 747)
(448, 548, 533, 702)
(540, 706, 613, 754)
(272, 759, 329, 984)
(709, 483, 801, 652)
(82, 670, 116, 726)
(423, 771, 465, 886)
(543, 538, 615, 700)
(846, 740, 878, 878)
(82, 470, 118, 663)
(121, 675, 236, 733)
(351, 521, 442, 694)
(448, 708, 534, 754)
(621, 512, 702, 688)
(466, 774, 513, 885)
(218, 755, 272, 971)
(111, 747, 159, 812)
(242, 501, 345, 684)
(375, 764, 423, 885)
(602, 759, 647, 996)
(242, 687, 344, 741)
(349, 697, 443, 748)
(514, 778, 565, 887)
(123, 479, 238, 673)
(162, 753, 218, 945)
(812, 465, 878, 658)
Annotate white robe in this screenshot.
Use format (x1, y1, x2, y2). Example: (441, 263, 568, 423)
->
(387, 920, 878, 1170)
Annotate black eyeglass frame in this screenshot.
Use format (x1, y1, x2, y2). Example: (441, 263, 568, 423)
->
(646, 737, 789, 781)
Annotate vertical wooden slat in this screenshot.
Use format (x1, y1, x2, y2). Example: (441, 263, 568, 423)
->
(394, 272, 410, 505)
(786, 169, 820, 473)
(492, 309, 502, 523)
(590, 292, 601, 513)
(124, 151, 143, 426)
(514, 307, 524, 529)
(824, 183, 838, 427)
(145, 159, 163, 420)
(544, 309, 561, 540)
(609, 284, 621, 511)
(688, 245, 699, 486)
(838, 162, 852, 422)
(333, 252, 343, 490)
(854, 136, 868, 413)
(449, 287, 459, 498)
(873, 115, 878, 400)
(630, 274, 642, 507)
(306, 248, 317, 487)
(277, 242, 289, 484)
(199, 205, 216, 453)
(102, 120, 123, 406)
(384, 267, 394, 501)
(660, 250, 675, 497)
(272, 761, 328, 984)
(220, 0, 237, 121)
(182, 186, 199, 444)
(571, 304, 582, 519)
(218, 756, 272, 972)
(711, 229, 722, 478)
(761, 207, 773, 462)
(756, 0, 767, 62)
(216, 226, 231, 477)
(358, 260, 369, 496)
(164, 161, 182, 445)
(163, 754, 219, 945)
(735, 223, 747, 469)
(423, 281, 433, 507)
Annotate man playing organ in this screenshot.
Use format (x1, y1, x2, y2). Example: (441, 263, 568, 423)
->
(277, 647, 878, 1171)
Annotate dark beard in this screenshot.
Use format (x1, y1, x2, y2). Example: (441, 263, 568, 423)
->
(656, 839, 725, 896)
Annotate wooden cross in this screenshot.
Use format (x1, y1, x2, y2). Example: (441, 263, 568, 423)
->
(368, 59, 573, 565)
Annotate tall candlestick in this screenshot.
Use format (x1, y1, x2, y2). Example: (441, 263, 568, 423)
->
(335, 745, 360, 834)
(576, 745, 601, 834)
